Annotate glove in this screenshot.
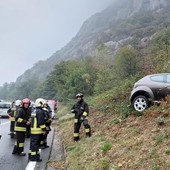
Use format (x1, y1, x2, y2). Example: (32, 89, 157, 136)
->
(80, 116, 85, 121)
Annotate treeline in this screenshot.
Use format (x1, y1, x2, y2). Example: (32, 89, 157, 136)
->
(1, 28, 170, 103)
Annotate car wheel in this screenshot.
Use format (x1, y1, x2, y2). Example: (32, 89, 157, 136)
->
(132, 95, 149, 112)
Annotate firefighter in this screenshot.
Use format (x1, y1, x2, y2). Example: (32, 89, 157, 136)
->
(71, 93, 91, 141)
(40, 102, 52, 149)
(7, 101, 16, 138)
(7, 99, 21, 138)
(29, 98, 47, 162)
(12, 98, 31, 156)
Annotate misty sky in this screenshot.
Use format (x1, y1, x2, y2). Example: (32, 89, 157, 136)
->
(0, 0, 114, 85)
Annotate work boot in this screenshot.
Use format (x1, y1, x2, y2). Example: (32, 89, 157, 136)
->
(86, 133, 91, 138)
(18, 152, 26, 156)
(30, 159, 42, 162)
(74, 136, 80, 142)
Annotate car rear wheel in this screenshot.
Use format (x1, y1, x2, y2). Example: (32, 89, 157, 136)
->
(132, 95, 149, 112)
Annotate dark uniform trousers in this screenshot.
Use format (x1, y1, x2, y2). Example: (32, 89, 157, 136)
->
(8, 108, 17, 138)
(12, 131, 26, 154)
(29, 134, 42, 161)
(74, 118, 91, 141)
(40, 132, 49, 147)
(10, 121, 15, 132)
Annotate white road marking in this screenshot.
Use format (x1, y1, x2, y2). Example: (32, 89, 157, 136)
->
(25, 161, 36, 170)
(25, 149, 42, 170)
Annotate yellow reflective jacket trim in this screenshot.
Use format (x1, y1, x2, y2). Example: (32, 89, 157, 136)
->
(17, 118, 23, 123)
(74, 119, 78, 123)
(85, 128, 90, 132)
(74, 133, 79, 137)
(12, 108, 17, 117)
(15, 126, 26, 132)
(31, 116, 43, 134)
(83, 112, 88, 116)
(19, 143, 24, 147)
(10, 117, 15, 121)
(31, 151, 36, 155)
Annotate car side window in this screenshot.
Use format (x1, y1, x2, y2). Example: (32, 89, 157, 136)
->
(150, 75, 164, 82)
(167, 75, 170, 83)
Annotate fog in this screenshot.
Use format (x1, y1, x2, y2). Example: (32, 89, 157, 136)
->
(0, 0, 114, 85)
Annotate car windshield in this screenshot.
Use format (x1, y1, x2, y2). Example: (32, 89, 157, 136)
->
(0, 103, 10, 109)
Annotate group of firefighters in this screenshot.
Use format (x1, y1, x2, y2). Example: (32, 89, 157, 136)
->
(4, 92, 91, 162)
(7, 98, 52, 162)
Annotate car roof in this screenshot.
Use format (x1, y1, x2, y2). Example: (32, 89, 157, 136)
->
(138, 73, 170, 80)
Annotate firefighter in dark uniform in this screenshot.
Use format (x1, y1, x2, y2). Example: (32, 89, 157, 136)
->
(8, 100, 21, 138)
(7, 101, 16, 138)
(29, 98, 47, 162)
(40, 102, 52, 149)
(12, 98, 31, 156)
(71, 93, 91, 141)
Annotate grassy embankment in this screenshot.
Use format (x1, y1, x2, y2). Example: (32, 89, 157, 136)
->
(48, 78, 170, 170)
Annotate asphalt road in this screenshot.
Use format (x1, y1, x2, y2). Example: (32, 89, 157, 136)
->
(0, 118, 54, 170)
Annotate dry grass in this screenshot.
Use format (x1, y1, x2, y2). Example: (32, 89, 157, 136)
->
(51, 100, 170, 170)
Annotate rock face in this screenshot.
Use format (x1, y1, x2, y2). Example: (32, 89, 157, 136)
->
(16, 0, 170, 83)
(108, 0, 170, 20)
(132, 0, 168, 11)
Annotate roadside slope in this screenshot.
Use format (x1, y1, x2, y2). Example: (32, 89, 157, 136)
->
(47, 101, 170, 170)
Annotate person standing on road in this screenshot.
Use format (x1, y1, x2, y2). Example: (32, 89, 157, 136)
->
(7, 100, 21, 138)
(12, 98, 31, 156)
(40, 102, 52, 149)
(71, 93, 91, 141)
(7, 101, 16, 138)
(29, 98, 47, 162)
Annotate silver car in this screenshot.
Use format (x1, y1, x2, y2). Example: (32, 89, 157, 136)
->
(0, 102, 11, 118)
(130, 73, 170, 112)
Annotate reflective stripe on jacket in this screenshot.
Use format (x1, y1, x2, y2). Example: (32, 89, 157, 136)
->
(31, 108, 46, 135)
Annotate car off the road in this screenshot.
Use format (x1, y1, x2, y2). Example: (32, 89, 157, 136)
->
(130, 73, 170, 112)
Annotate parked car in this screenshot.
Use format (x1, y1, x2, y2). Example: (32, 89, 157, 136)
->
(130, 73, 170, 112)
(0, 101, 11, 118)
(46, 100, 57, 119)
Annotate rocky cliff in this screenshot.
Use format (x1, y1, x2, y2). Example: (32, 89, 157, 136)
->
(16, 0, 170, 83)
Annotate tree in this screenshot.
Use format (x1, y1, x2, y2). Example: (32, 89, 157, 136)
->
(114, 46, 140, 80)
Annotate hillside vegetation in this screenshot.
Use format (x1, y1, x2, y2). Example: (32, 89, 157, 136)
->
(49, 85, 170, 170)
(1, 1, 170, 101)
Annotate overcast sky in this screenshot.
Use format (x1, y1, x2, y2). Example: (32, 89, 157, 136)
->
(0, 0, 113, 85)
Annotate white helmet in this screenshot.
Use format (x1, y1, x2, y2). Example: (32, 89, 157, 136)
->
(15, 100, 21, 106)
(35, 98, 46, 107)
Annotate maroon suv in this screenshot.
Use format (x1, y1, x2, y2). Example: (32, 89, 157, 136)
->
(130, 73, 170, 112)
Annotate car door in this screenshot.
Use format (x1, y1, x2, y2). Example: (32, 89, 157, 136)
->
(149, 74, 166, 100)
